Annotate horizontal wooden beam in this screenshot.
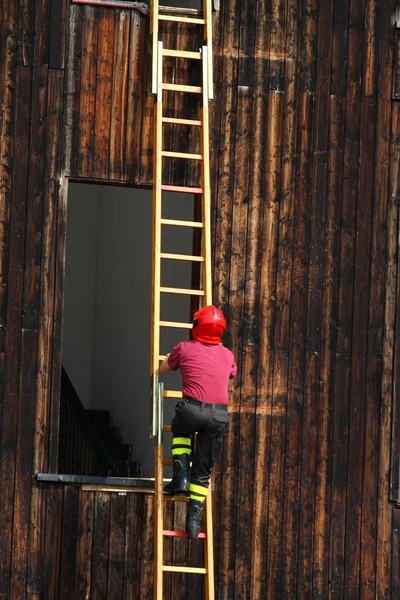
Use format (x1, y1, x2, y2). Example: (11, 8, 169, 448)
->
(37, 473, 155, 487)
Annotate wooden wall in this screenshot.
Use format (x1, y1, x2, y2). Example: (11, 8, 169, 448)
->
(0, 0, 400, 597)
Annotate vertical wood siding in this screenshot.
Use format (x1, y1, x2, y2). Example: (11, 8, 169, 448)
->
(0, 0, 399, 598)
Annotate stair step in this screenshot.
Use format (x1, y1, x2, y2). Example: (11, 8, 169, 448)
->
(87, 409, 112, 427)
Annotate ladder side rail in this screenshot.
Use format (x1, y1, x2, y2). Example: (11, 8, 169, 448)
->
(151, 0, 159, 95)
(204, 0, 213, 100)
(151, 40, 163, 390)
(201, 46, 213, 305)
(154, 384, 164, 600)
(201, 43, 215, 600)
(153, 40, 164, 600)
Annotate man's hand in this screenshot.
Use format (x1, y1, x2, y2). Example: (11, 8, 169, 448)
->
(159, 353, 171, 375)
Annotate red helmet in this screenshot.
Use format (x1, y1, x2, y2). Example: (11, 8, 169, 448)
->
(192, 305, 227, 345)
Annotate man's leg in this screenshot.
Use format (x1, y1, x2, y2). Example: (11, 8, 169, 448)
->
(186, 407, 229, 538)
(164, 400, 201, 495)
(164, 434, 191, 494)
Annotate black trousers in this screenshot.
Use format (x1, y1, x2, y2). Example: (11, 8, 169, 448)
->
(171, 398, 229, 489)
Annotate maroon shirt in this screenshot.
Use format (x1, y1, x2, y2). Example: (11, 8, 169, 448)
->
(167, 340, 237, 405)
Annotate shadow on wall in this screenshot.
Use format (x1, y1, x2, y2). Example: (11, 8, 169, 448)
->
(62, 183, 194, 476)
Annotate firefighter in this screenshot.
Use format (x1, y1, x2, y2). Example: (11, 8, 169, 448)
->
(159, 305, 237, 539)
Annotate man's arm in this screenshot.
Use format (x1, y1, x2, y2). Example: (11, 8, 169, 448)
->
(159, 353, 171, 375)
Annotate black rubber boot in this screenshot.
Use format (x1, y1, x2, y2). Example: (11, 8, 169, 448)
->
(164, 454, 190, 495)
(186, 499, 205, 540)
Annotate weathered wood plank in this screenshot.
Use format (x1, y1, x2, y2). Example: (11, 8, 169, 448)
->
(0, 0, 18, 330)
(331, 0, 350, 96)
(297, 352, 319, 598)
(27, 68, 63, 597)
(281, 89, 313, 599)
(17, 0, 34, 66)
(328, 354, 351, 599)
(250, 81, 282, 597)
(123, 494, 143, 599)
(392, 507, 400, 598)
(21, 60, 49, 331)
(311, 1, 334, 596)
(42, 486, 63, 599)
(393, 31, 400, 100)
(75, 490, 94, 598)
(360, 356, 381, 599)
(362, 0, 380, 97)
(124, 10, 146, 182)
(390, 96, 400, 506)
(231, 5, 256, 590)
(63, 3, 83, 177)
(49, 0, 69, 69)
(268, 0, 286, 92)
(107, 494, 127, 599)
(137, 22, 154, 185)
(265, 41, 291, 598)
(77, 5, 98, 177)
(49, 176, 68, 472)
(21, 0, 52, 330)
(299, 0, 318, 93)
(138, 495, 154, 598)
(58, 486, 79, 597)
(0, 63, 31, 596)
(91, 492, 111, 596)
(93, 8, 115, 180)
(345, 94, 375, 599)
(208, 4, 227, 587)
(10, 328, 37, 598)
(109, 10, 130, 181)
(368, 14, 393, 357)
(376, 3, 397, 595)
(212, 2, 240, 595)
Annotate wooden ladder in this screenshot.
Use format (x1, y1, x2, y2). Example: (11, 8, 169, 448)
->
(149, 2, 214, 599)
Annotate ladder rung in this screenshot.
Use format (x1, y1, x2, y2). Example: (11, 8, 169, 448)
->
(162, 117, 202, 126)
(160, 253, 204, 262)
(163, 391, 182, 399)
(162, 151, 202, 160)
(163, 425, 172, 432)
(163, 565, 207, 574)
(160, 287, 205, 296)
(160, 320, 193, 329)
(163, 495, 190, 502)
(161, 185, 203, 194)
(158, 15, 206, 24)
(163, 530, 206, 539)
(162, 83, 202, 94)
(163, 49, 202, 60)
(161, 218, 203, 228)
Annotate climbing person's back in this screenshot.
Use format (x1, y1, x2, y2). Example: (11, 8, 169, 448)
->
(167, 339, 236, 404)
